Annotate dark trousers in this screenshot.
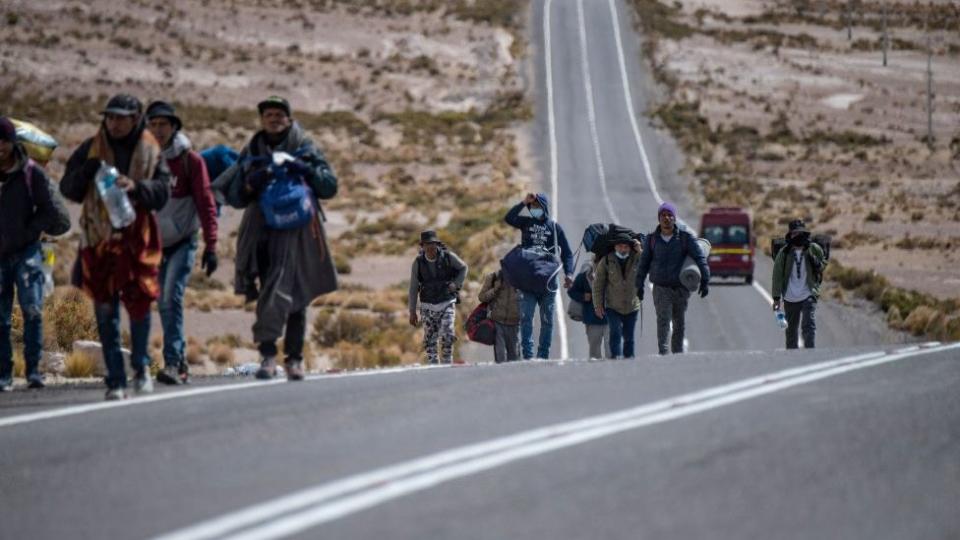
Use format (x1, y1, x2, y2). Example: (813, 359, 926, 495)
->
(258, 309, 306, 360)
(606, 309, 638, 358)
(652, 285, 690, 355)
(784, 297, 817, 349)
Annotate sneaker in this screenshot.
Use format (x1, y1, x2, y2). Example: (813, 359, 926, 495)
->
(0, 377, 12, 392)
(156, 366, 182, 386)
(133, 371, 154, 395)
(104, 388, 126, 401)
(255, 356, 277, 380)
(178, 363, 190, 384)
(26, 373, 45, 389)
(285, 359, 304, 381)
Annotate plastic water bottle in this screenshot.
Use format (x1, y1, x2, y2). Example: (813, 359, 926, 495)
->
(41, 243, 55, 297)
(94, 161, 136, 229)
(775, 310, 788, 330)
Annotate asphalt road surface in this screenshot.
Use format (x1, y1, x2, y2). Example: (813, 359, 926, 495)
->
(2, 2, 955, 540)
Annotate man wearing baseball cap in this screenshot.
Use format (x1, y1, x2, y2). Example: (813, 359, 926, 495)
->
(60, 94, 171, 400)
(635, 202, 710, 355)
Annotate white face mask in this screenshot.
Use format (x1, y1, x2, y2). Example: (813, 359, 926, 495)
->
(615, 251, 629, 260)
(529, 208, 545, 219)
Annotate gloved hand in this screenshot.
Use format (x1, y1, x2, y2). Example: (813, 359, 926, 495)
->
(201, 249, 218, 277)
(699, 280, 709, 298)
(246, 166, 273, 192)
(283, 159, 311, 178)
(637, 287, 645, 303)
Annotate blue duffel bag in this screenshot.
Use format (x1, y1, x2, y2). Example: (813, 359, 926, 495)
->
(500, 244, 562, 296)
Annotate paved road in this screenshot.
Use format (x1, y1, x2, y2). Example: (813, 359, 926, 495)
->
(532, 0, 904, 359)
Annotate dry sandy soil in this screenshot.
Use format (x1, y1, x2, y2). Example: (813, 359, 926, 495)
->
(633, 0, 960, 301)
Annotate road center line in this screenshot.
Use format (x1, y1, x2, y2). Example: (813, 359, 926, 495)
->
(152, 342, 959, 540)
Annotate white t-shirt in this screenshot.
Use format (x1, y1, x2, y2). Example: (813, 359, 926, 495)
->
(784, 249, 812, 303)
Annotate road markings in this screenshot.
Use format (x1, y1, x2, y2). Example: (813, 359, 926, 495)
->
(544, 0, 569, 359)
(605, 0, 777, 308)
(152, 342, 960, 540)
(0, 365, 450, 429)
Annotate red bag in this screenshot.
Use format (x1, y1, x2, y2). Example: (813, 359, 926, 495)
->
(465, 302, 496, 346)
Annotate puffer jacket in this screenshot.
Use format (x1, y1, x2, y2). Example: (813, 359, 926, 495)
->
(478, 270, 520, 326)
(593, 251, 642, 315)
(635, 224, 709, 289)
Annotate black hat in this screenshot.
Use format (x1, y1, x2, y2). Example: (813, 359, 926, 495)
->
(145, 100, 182, 131)
(0, 117, 15, 142)
(787, 219, 809, 240)
(257, 96, 291, 117)
(101, 94, 142, 116)
(420, 230, 440, 244)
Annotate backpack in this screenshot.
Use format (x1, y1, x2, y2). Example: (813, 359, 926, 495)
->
(23, 159, 71, 237)
(464, 302, 496, 346)
(581, 223, 608, 254)
(257, 152, 316, 230)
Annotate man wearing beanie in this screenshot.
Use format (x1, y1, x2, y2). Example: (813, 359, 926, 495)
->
(216, 96, 338, 381)
(146, 100, 220, 385)
(60, 94, 172, 400)
(0, 117, 71, 391)
(635, 202, 710, 355)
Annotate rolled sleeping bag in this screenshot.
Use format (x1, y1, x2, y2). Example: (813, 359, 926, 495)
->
(679, 238, 711, 292)
(12, 119, 58, 165)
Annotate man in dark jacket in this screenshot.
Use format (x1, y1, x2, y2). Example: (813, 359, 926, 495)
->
(217, 96, 338, 381)
(60, 95, 171, 400)
(146, 101, 219, 385)
(504, 192, 574, 360)
(635, 202, 710, 355)
(0, 117, 71, 391)
(409, 230, 467, 364)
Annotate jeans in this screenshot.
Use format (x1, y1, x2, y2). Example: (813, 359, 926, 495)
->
(258, 309, 307, 360)
(518, 290, 556, 359)
(652, 285, 690, 355)
(585, 323, 609, 359)
(158, 236, 198, 369)
(606, 309, 639, 358)
(94, 297, 151, 389)
(493, 322, 520, 363)
(784, 297, 817, 349)
(0, 243, 44, 379)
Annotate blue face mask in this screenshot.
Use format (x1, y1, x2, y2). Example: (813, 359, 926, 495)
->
(530, 208, 545, 219)
(615, 251, 629, 260)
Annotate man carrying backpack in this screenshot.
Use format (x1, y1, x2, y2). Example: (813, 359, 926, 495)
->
(504, 192, 574, 360)
(635, 202, 710, 355)
(60, 95, 172, 400)
(146, 101, 219, 385)
(409, 230, 467, 365)
(219, 96, 338, 381)
(772, 219, 827, 349)
(0, 117, 71, 391)
(478, 268, 520, 363)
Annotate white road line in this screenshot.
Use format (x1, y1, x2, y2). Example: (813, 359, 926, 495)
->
(544, 0, 569, 360)
(152, 342, 960, 540)
(576, 0, 620, 224)
(0, 365, 450, 429)
(606, 0, 776, 307)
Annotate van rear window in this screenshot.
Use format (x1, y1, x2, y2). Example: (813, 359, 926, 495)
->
(703, 225, 749, 244)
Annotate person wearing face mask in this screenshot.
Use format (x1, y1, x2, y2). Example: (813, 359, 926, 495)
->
(504, 192, 575, 360)
(592, 235, 643, 358)
(60, 94, 172, 400)
(771, 219, 827, 349)
(635, 202, 710, 355)
(409, 230, 468, 364)
(216, 96, 339, 381)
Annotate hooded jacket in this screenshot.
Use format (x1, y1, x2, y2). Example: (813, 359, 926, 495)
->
(0, 144, 70, 258)
(593, 251, 642, 315)
(504, 193, 575, 277)
(158, 131, 218, 250)
(478, 270, 520, 325)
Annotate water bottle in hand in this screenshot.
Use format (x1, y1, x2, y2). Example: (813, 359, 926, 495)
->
(94, 161, 136, 229)
(775, 310, 788, 330)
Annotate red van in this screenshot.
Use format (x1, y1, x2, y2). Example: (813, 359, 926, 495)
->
(700, 207, 754, 284)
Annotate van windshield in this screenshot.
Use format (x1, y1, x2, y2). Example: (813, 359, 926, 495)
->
(703, 225, 749, 245)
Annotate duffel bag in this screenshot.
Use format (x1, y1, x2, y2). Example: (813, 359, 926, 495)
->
(464, 302, 496, 346)
(500, 245, 561, 296)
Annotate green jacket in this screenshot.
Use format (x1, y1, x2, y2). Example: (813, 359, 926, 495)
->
(478, 270, 520, 325)
(593, 252, 642, 315)
(771, 242, 827, 301)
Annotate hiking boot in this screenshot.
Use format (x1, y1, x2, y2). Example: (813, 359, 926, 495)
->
(156, 365, 182, 386)
(26, 373, 45, 389)
(285, 359, 304, 381)
(255, 356, 277, 380)
(178, 363, 190, 384)
(133, 371, 154, 395)
(0, 377, 13, 392)
(104, 388, 126, 401)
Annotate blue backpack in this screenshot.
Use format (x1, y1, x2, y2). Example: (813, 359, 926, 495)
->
(256, 153, 316, 230)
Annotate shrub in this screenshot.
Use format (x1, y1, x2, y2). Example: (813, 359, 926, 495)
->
(208, 344, 235, 366)
(64, 349, 99, 378)
(903, 306, 939, 336)
(46, 288, 99, 351)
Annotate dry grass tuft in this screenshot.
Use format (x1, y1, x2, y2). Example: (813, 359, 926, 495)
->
(208, 344, 235, 366)
(64, 349, 99, 378)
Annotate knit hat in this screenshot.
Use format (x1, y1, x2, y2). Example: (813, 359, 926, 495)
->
(101, 94, 142, 116)
(0, 117, 15, 142)
(257, 96, 291, 117)
(145, 100, 183, 131)
(420, 229, 440, 244)
(658, 201, 677, 218)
